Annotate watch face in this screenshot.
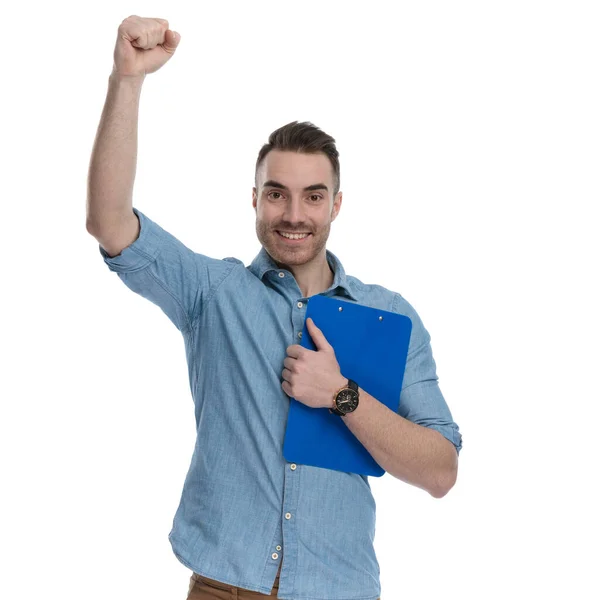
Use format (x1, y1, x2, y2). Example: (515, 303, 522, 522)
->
(336, 389, 359, 413)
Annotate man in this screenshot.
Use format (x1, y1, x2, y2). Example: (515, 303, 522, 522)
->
(87, 16, 462, 600)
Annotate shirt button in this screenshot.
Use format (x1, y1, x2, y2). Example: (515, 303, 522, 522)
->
(285, 512, 292, 520)
(297, 301, 303, 308)
(272, 552, 279, 560)
(278, 272, 285, 278)
(297, 331, 302, 339)
(276, 545, 282, 551)
(290, 463, 297, 470)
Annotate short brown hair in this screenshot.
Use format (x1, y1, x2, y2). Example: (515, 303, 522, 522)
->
(255, 121, 340, 198)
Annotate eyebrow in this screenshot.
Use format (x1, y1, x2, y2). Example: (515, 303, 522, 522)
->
(263, 179, 329, 193)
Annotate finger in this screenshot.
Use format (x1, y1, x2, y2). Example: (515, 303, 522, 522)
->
(286, 345, 303, 358)
(128, 18, 168, 49)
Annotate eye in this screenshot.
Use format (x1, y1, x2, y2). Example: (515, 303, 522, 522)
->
(268, 191, 283, 199)
(310, 195, 322, 201)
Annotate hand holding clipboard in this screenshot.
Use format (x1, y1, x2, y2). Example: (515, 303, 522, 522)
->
(283, 294, 412, 476)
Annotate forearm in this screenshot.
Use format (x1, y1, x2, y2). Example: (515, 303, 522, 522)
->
(86, 72, 145, 231)
(341, 383, 458, 497)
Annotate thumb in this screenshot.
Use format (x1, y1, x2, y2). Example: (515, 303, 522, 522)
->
(162, 30, 181, 53)
(307, 318, 329, 351)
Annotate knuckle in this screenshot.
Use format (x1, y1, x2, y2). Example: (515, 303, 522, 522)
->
(121, 15, 138, 26)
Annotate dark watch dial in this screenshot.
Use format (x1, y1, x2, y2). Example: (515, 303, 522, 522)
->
(336, 389, 359, 412)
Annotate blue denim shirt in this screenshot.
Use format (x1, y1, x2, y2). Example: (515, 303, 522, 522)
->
(98, 207, 462, 600)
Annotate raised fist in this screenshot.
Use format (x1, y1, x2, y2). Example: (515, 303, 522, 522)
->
(113, 15, 181, 79)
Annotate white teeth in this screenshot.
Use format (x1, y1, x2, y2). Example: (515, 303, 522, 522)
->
(278, 231, 310, 240)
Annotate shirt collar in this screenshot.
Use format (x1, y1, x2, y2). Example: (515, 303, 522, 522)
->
(248, 246, 358, 301)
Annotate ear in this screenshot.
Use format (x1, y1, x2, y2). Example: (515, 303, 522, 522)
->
(331, 191, 342, 221)
(252, 187, 257, 210)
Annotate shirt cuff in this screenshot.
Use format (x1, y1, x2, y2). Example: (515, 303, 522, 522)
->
(428, 424, 463, 455)
(98, 207, 163, 273)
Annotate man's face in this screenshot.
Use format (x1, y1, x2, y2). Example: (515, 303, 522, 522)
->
(252, 150, 342, 268)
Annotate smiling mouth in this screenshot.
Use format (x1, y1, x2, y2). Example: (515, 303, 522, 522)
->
(276, 231, 312, 241)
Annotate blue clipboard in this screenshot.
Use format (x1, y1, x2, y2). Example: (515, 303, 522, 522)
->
(282, 294, 413, 477)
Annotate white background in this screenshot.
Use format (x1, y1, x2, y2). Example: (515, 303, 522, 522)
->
(1, 1, 598, 598)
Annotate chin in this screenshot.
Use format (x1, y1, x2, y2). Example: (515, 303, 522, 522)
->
(272, 246, 312, 265)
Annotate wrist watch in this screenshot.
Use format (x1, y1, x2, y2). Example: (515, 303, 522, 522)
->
(329, 378, 360, 416)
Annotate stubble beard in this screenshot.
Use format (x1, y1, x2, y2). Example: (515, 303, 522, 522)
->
(256, 219, 330, 267)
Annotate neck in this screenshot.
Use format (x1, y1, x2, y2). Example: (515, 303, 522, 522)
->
(275, 250, 335, 298)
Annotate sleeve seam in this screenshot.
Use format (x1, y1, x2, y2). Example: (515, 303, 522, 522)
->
(401, 374, 439, 394)
(188, 260, 241, 395)
(143, 268, 194, 334)
(188, 259, 241, 333)
(394, 292, 430, 360)
(126, 238, 162, 269)
(120, 231, 191, 332)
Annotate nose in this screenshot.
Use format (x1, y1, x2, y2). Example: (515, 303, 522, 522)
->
(282, 197, 305, 225)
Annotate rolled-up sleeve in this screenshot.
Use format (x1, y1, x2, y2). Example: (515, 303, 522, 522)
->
(394, 293, 463, 455)
(99, 207, 239, 333)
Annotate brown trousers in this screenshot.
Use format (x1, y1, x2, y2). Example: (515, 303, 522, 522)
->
(186, 561, 380, 599)
(186, 562, 282, 599)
